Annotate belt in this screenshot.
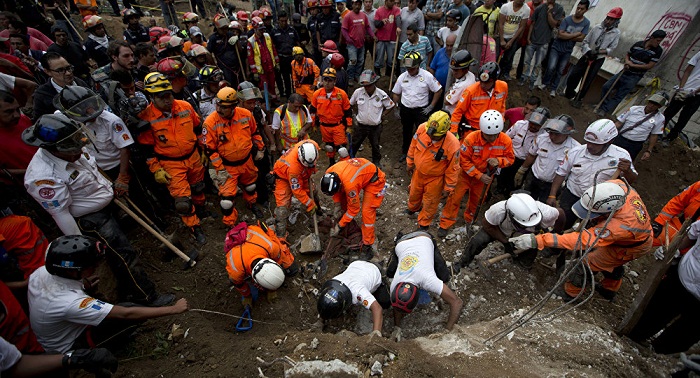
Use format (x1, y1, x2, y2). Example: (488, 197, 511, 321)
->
(221, 152, 252, 167)
(155, 147, 197, 161)
(358, 122, 381, 127)
(320, 122, 342, 127)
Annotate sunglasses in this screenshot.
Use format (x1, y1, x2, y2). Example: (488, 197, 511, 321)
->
(51, 65, 75, 74)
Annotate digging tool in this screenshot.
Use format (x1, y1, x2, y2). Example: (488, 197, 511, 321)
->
(571, 59, 593, 109)
(300, 180, 323, 254)
(371, 39, 377, 69)
(234, 40, 247, 81)
(56, 7, 84, 42)
(388, 32, 400, 91)
(478, 247, 528, 279)
(236, 305, 253, 331)
(124, 196, 164, 235)
(465, 169, 495, 240)
(112, 198, 198, 269)
(594, 68, 625, 114)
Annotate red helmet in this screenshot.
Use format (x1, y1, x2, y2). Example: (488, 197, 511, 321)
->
(607, 7, 623, 19)
(307, 0, 319, 8)
(319, 0, 332, 7)
(251, 10, 261, 18)
(330, 53, 345, 68)
(82, 15, 103, 31)
(237, 10, 249, 21)
(156, 57, 185, 79)
(149, 26, 169, 44)
(157, 35, 184, 53)
(260, 8, 272, 19)
(320, 40, 338, 53)
(251, 16, 264, 29)
(213, 13, 229, 28)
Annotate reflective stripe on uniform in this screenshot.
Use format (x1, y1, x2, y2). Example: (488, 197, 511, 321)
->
(620, 225, 651, 234)
(248, 229, 273, 249)
(349, 161, 373, 183)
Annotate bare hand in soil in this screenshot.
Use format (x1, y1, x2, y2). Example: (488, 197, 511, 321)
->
(172, 298, 189, 313)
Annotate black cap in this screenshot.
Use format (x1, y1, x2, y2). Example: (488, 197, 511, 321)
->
(650, 30, 667, 39)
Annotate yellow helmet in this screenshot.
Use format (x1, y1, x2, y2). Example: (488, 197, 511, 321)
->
(293, 46, 304, 56)
(322, 67, 337, 79)
(427, 111, 450, 138)
(403, 51, 422, 68)
(217, 87, 239, 104)
(143, 73, 173, 94)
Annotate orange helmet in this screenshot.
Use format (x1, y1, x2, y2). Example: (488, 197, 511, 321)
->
(322, 67, 337, 79)
(156, 57, 185, 79)
(82, 15, 103, 31)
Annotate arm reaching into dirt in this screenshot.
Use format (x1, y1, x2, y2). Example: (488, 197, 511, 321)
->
(106, 298, 189, 320)
(440, 285, 462, 330)
(370, 301, 383, 332)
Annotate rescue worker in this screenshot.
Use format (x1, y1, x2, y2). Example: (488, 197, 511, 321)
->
(271, 11, 300, 98)
(510, 180, 653, 301)
(387, 231, 462, 341)
(317, 261, 390, 336)
(182, 12, 200, 31)
(455, 192, 565, 270)
(208, 14, 245, 87)
(291, 46, 321, 103)
(321, 157, 386, 259)
(0, 214, 48, 290)
(545, 119, 637, 229)
(272, 140, 320, 237)
(311, 67, 353, 165)
(405, 111, 460, 231)
(272, 93, 313, 152)
(315, 0, 342, 58)
(650, 180, 700, 248)
(82, 15, 111, 68)
(514, 115, 580, 202)
(186, 44, 211, 70)
(0, 281, 43, 353)
(23, 114, 172, 306)
(330, 53, 348, 93)
(123, 9, 150, 46)
(202, 87, 266, 227)
(247, 16, 280, 101)
(156, 57, 200, 114)
(196, 65, 225, 118)
(391, 52, 443, 160)
(613, 92, 667, 161)
(443, 50, 476, 114)
(438, 110, 515, 237)
(451, 61, 508, 138)
(225, 222, 297, 306)
(350, 70, 395, 166)
(137, 73, 208, 244)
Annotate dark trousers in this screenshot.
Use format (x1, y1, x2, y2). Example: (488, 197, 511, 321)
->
(189, 0, 208, 17)
(627, 264, 700, 354)
(399, 104, 428, 154)
(352, 123, 383, 164)
(664, 95, 700, 141)
(254, 149, 271, 205)
(460, 228, 537, 267)
(613, 135, 645, 161)
(78, 207, 158, 304)
(107, 0, 133, 14)
(559, 187, 580, 230)
(599, 71, 644, 113)
(275, 55, 294, 97)
(524, 175, 553, 203)
(565, 57, 604, 100)
(499, 38, 517, 78)
(514, 41, 527, 80)
(496, 157, 524, 195)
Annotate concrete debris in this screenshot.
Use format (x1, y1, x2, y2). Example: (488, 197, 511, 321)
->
(284, 359, 362, 378)
(310, 338, 319, 349)
(370, 361, 383, 376)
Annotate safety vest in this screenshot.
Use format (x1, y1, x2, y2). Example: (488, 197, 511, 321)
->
(248, 33, 276, 74)
(274, 104, 309, 148)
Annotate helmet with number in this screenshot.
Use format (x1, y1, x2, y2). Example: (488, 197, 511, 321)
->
(260, 8, 272, 19)
(199, 65, 223, 83)
(479, 109, 504, 135)
(403, 51, 422, 68)
(526, 106, 551, 127)
(122, 8, 140, 24)
(647, 92, 669, 107)
(54, 85, 105, 123)
(82, 15, 103, 31)
(584, 119, 618, 144)
(45, 235, 105, 280)
(543, 114, 575, 134)
(320, 40, 339, 53)
(293, 46, 305, 56)
(391, 282, 419, 313)
(156, 57, 185, 78)
(217, 87, 239, 104)
(322, 67, 337, 79)
(298, 142, 318, 168)
(572, 182, 626, 219)
(149, 26, 169, 44)
(317, 279, 352, 319)
(607, 7, 623, 19)
(188, 44, 209, 58)
(330, 53, 345, 69)
(479, 61, 500, 82)
(237, 10, 249, 21)
(237, 81, 263, 101)
(251, 16, 264, 29)
(426, 111, 451, 138)
(450, 49, 475, 70)
(182, 12, 199, 24)
(358, 69, 379, 85)
(320, 172, 341, 195)
(22, 114, 89, 153)
(446, 8, 462, 22)
(506, 193, 542, 228)
(251, 258, 285, 290)
(319, 0, 333, 7)
(143, 72, 173, 93)
(214, 14, 229, 28)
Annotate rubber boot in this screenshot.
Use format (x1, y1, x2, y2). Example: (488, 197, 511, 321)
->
(192, 225, 206, 245)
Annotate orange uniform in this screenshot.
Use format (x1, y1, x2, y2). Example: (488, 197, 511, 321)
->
(653, 180, 700, 247)
(327, 158, 386, 246)
(535, 180, 653, 297)
(202, 107, 264, 227)
(137, 99, 204, 228)
(450, 81, 508, 137)
(75, 0, 98, 16)
(0, 282, 43, 353)
(439, 131, 514, 230)
(311, 86, 352, 159)
(225, 224, 295, 297)
(0, 215, 48, 281)
(291, 57, 320, 103)
(406, 124, 461, 228)
(273, 139, 319, 210)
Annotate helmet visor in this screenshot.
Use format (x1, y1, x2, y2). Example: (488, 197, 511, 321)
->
(543, 119, 574, 134)
(54, 125, 94, 154)
(237, 87, 262, 100)
(65, 96, 105, 122)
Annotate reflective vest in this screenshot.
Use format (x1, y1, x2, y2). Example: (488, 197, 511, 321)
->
(248, 33, 276, 74)
(274, 104, 309, 148)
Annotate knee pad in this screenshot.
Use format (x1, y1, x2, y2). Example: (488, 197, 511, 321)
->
(220, 196, 235, 216)
(191, 181, 205, 194)
(174, 197, 193, 215)
(274, 206, 290, 220)
(603, 265, 625, 280)
(244, 183, 256, 194)
(337, 147, 349, 158)
(324, 143, 335, 152)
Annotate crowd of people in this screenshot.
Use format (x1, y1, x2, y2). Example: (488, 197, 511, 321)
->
(1, 0, 700, 375)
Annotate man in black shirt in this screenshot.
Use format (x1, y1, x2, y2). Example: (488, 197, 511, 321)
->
(272, 11, 300, 97)
(47, 25, 91, 82)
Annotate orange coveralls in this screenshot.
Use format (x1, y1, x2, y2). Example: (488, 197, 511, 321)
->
(0, 215, 48, 281)
(0, 282, 44, 353)
(439, 131, 514, 230)
(406, 124, 461, 228)
(273, 139, 319, 210)
(653, 180, 700, 247)
(326, 158, 386, 246)
(138, 100, 204, 228)
(450, 80, 508, 137)
(535, 180, 653, 297)
(202, 107, 264, 227)
(291, 57, 320, 103)
(311, 86, 352, 159)
(225, 224, 295, 297)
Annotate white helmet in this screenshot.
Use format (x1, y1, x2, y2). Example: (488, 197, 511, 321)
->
(572, 182, 626, 219)
(480, 110, 504, 135)
(252, 258, 285, 290)
(298, 142, 318, 167)
(506, 193, 542, 227)
(584, 119, 618, 144)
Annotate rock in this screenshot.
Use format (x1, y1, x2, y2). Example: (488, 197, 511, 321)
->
(285, 359, 362, 377)
(336, 330, 358, 338)
(387, 353, 395, 361)
(629, 270, 639, 278)
(294, 343, 307, 353)
(274, 339, 284, 346)
(310, 338, 319, 349)
(370, 361, 383, 375)
(668, 171, 677, 176)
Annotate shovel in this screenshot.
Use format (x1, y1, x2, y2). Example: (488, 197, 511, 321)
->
(478, 247, 528, 279)
(299, 178, 322, 254)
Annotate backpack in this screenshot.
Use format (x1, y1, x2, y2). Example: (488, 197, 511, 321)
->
(224, 222, 248, 253)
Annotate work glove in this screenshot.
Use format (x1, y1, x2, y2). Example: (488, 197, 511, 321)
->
(253, 73, 260, 82)
(267, 290, 277, 302)
(393, 107, 401, 120)
(514, 166, 528, 187)
(228, 35, 239, 45)
(216, 169, 231, 186)
(487, 157, 499, 168)
(677, 90, 693, 101)
(503, 241, 515, 256)
(63, 348, 118, 376)
(330, 224, 343, 237)
(509, 234, 537, 250)
(654, 246, 680, 261)
(420, 104, 434, 116)
(114, 173, 130, 197)
(200, 152, 209, 167)
(391, 327, 402, 342)
(479, 173, 492, 185)
(254, 150, 265, 161)
(308, 205, 317, 215)
(368, 330, 382, 340)
(154, 168, 172, 185)
(241, 296, 253, 307)
(651, 221, 663, 239)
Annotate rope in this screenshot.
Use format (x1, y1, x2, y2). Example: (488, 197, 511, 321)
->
(190, 308, 290, 326)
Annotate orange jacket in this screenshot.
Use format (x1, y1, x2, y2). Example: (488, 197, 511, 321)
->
(407, 124, 461, 192)
(137, 100, 201, 172)
(225, 224, 293, 297)
(450, 80, 508, 133)
(326, 158, 386, 228)
(292, 57, 320, 87)
(459, 131, 514, 180)
(655, 180, 700, 226)
(536, 180, 653, 255)
(201, 107, 264, 171)
(311, 87, 351, 126)
(273, 139, 319, 210)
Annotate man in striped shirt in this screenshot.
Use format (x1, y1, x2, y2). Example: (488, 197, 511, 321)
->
(397, 24, 433, 72)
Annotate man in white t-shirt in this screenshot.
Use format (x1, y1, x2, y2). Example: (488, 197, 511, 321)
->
(613, 92, 667, 161)
(497, 0, 530, 80)
(386, 231, 462, 341)
(662, 50, 700, 144)
(455, 193, 564, 270)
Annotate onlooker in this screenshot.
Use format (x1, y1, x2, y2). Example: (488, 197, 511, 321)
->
(91, 41, 136, 85)
(362, 0, 378, 63)
(33, 53, 88, 119)
(160, 0, 181, 28)
(0, 90, 38, 170)
(272, 11, 300, 98)
(473, 0, 500, 38)
(661, 50, 700, 144)
(504, 95, 540, 128)
(134, 42, 156, 83)
(447, 0, 470, 26)
(47, 25, 91, 82)
(497, 0, 530, 80)
(399, 0, 424, 44)
(0, 13, 53, 48)
(342, 0, 375, 84)
(123, 9, 151, 46)
(522, 0, 564, 89)
(397, 24, 432, 71)
(430, 34, 457, 88)
(83, 16, 112, 68)
(436, 9, 460, 48)
(374, 0, 402, 76)
(5, 19, 49, 51)
(422, 0, 451, 54)
(613, 92, 666, 161)
(39, 1, 82, 43)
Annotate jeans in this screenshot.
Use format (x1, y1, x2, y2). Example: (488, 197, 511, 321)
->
(160, 0, 181, 28)
(352, 123, 383, 163)
(347, 44, 365, 80)
(599, 71, 643, 113)
(499, 38, 517, 78)
(565, 57, 604, 100)
(664, 94, 700, 141)
(543, 48, 571, 91)
(375, 40, 396, 72)
(522, 43, 547, 83)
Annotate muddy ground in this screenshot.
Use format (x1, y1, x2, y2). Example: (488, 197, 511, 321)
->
(70, 5, 700, 377)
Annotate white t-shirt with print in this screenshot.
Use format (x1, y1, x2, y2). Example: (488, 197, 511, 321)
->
(390, 235, 444, 295)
